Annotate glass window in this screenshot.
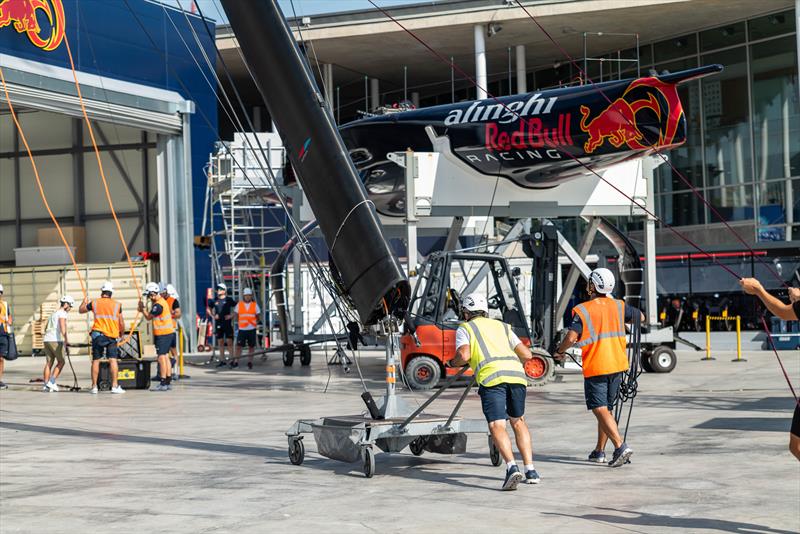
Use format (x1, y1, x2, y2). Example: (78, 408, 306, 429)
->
(757, 180, 789, 241)
(702, 47, 751, 188)
(700, 22, 746, 52)
(654, 33, 696, 63)
(619, 46, 646, 78)
(657, 191, 705, 226)
(707, 184, 754, 222)
(748, 10, 796, 41)
(750, 36, 800, 182)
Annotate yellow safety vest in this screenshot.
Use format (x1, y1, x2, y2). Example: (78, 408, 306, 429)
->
(0, 300, 9, 333)
(461, 317, 527, 387)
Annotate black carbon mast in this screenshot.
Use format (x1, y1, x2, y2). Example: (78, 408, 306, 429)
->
(220, 0, 409, 324)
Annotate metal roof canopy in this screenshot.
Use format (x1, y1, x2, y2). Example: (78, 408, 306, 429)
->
(0, 54, 191, 134)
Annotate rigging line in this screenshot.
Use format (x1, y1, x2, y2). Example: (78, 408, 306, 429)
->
(178, 3, 365, 367)
(0, 67, 87, 297)
(760, 316, 799, 404)
(62, 34, 145, 345)
(369, 1, 798, 397)
(288, 0, 328, 104)
(512, 0, 788, 288)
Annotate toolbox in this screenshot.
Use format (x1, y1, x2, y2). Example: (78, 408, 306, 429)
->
(98, 359, 153, 391)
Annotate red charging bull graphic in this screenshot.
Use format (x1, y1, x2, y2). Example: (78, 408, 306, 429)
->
(0, 0, 65, 51)
(579, 77, 683, 154)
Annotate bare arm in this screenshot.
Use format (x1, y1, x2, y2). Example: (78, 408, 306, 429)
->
(514, 342, 533, 362)
(172, 307, 182, 320)
(740, 278, 798, 321)
(451, 345, 471, 367)
(79, 299, 89, 314)
(58, 316, 68, 346)
(555, 330, 579, 360)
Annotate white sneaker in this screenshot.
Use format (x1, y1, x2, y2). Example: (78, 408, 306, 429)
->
(48, 382, 59, 392)
(90, 386, 99, 395)
(110, 385, 126, 394)
(151, 384, 166, 392)
(42, 385, 49, 392)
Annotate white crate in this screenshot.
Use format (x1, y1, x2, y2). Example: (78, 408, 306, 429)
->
(14, 247, 77, 267)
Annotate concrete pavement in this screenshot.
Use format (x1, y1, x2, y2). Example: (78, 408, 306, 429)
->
(0, 349, 798, 533)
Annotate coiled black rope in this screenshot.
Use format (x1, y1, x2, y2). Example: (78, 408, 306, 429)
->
(614, 313, 642, 442)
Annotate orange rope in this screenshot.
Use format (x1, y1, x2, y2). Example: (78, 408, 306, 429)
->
(62, 34, 144, 344)
(0, 66, 87, 298)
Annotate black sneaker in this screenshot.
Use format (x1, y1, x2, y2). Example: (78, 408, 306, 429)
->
(609, 442, 633, 467)
(0, 381, 7, 390)
(588, 450, 607, 463)
(247, 362, 253, 370)
(229, 360, 239, 369)
(502, 465, 524, 491)
(524, 469, 541, 484)
(215, 360, 228, 368)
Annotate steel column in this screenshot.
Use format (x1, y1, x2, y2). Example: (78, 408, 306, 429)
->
(474, 25, 487, 100)
(515, 45, 527, 94)
(13, 125, 20, 247)
(643, 157, 659, 326)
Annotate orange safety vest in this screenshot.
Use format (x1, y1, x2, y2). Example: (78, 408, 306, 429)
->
(166, 296, 177, 329)
(0, 300, 10, 331)
(237, 301, 257, 330)
(572, 297, 629, 378)
(92, 297, 122, 338)
(151, 296, 175, 336)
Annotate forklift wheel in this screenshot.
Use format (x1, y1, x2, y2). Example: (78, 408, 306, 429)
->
(640, 350, 655, 372)
(288, 438, 304, 465)
(362, 447, 376, 478)
(409, 437, 426, 456)
(299, 345, 311, 366)
(283, 348, 295, 367)
(649, 346, 677, 373)
(488, 435, 502, 467)
(525, 348, 555, 387)
(405, 356, 442, 390)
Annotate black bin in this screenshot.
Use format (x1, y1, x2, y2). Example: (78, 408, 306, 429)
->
(98, 359, 152, 391)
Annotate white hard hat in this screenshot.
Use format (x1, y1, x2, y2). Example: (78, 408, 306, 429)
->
(0, 283, 4, 293)
(166, 284, 178, 297)
(145, 282, 161, 294)
(589, 268, 615, 294)
(216, 282, 227, 291)
(462, 293, 488, 313)
(60, 295, 75, 307)
(159, 282, 168, 293)
(101, 281, 114, 293)
(243, 288, 253, 296)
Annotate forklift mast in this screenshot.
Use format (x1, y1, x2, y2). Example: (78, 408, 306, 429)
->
(523, 224, 559, 353)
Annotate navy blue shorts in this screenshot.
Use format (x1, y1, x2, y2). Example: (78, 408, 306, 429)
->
(170, 333, 177, 349)
(91, 332, 119, 360)
(792, 403, 800, 438)
(478, 382, 527, 422)
(0, 334, 8, 358)
(154, 334, 176, 356)
(584, 372, 623, 411)
(237, 329, 257, 348)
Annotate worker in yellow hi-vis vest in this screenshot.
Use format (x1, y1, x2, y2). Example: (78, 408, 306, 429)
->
(0, 283, 13, 390)
(555, 268, 644, 468)
(448, 293, 537, 491)
(139, 282, 176, 392)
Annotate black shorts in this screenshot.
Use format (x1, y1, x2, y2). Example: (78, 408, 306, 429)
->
(478, 382, 526, 422)
(584, 372, 623, 410)
(170, 333, 177, 349)
(216, 322, 234, 340)
(154, 333, 176, 356)
(237, 329, 257, 348)
(91, 332, 119, 360)
(792, 403, 800, 438)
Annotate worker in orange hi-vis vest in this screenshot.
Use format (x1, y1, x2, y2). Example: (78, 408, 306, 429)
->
(233, 288, 260, 370)
(139, 282, 176, 392)
(0, 283, 13, 390)
(160, 283, 182, 377)
(554, 268, 644, 468)
(79, 281, 127, 395)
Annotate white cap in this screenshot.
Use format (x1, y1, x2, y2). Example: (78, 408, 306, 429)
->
(216, 282, 227, 291)
(101, 281, 114, 293)
(145, 282, 161, 294)
(0, 283, 4, 293)
(166, 284, 177, 297)
(60, 295, 75, 307)
(462, 293, 488, 313)
(589, 268, 615, 294)
(243, 288, 253, 296)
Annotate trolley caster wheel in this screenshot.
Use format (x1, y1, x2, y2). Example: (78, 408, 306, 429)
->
(283, 348, 295, 367)
(409, 437, 426, 456)
(362, 447, 376, 478)
(98, 380, 111, 392)
(288, 438, 304, 465)
(488, 435, 502, 467)
(650, 346, 677, 373)
(300, 345, 311, 366)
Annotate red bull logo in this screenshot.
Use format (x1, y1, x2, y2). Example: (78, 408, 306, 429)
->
(0, 0, 65, 51)
(579, 77, 683, 154)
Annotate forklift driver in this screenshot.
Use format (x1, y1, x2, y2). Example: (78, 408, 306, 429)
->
(449, 293, 539, 491)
